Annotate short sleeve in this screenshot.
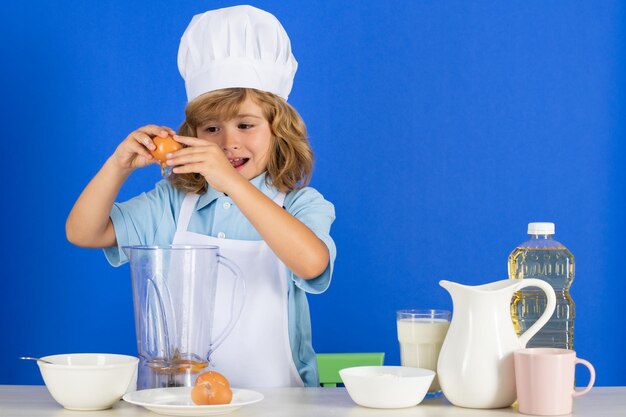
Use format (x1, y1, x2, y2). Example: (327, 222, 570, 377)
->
(284, 187, 336, 294)
(103, 180, 177, 266)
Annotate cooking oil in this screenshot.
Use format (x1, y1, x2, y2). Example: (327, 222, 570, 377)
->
(509, 222, 575, 349)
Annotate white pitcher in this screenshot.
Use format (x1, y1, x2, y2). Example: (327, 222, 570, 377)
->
(437, 279, 556, 409)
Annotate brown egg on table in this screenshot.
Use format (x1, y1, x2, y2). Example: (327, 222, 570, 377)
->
(191, 371, 233, 405)
(191, 384, 212, 405)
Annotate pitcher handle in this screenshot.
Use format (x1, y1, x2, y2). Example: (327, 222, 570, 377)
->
(209, 254, 246, 353)
(516, 278, 557, 347)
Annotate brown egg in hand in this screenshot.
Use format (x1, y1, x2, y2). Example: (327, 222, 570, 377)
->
(150, 135, 183, 165)
(191, 371, 233, 405)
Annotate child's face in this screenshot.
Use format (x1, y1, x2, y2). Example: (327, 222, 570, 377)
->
(196, 97, 272, 181)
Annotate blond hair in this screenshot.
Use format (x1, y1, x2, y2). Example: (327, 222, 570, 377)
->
(168, 88, 313, 194)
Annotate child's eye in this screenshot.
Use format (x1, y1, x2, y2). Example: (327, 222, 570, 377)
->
(205, 126, 220, 133)
(238, 123, 254, 130)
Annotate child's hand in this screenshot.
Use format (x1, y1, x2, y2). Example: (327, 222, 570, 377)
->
(166, 135, 243, 193)
(111, 125, 177, 170)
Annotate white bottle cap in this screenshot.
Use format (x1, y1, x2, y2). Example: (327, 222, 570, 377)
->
(527, 222, 555, 235)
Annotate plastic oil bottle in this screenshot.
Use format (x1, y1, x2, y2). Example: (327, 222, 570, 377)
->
(508, 222, 575, 349)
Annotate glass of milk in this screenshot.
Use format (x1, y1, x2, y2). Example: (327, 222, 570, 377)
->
(396, 309, 451, 396)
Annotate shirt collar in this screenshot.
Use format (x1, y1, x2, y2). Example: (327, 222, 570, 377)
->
(195, 172, 279, 210)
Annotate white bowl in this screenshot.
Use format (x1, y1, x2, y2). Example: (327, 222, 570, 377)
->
(339, 366, 435, 409)
(37, 353, 138, 410)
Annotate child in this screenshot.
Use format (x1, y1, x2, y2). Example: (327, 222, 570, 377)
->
(65, 5, 335, 388)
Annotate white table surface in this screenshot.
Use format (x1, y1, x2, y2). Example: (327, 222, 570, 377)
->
(0, 385, 625, 417)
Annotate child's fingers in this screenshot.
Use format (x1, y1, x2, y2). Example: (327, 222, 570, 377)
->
(162, 126, 177, 136)
(172, 162, 205, 175)
(165, 143, 224, 164)
(172, 134, 206, 146)
(128, 140, 154, 160)
(165, 151, 209, 166)
(133, 132, 156, 151)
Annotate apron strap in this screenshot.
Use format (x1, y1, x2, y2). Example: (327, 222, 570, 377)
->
(176, 193, 200, 233)
(273, 192, 286, 207)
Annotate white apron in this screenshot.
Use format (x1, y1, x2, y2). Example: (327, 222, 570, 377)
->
(172, 192, 304, 387)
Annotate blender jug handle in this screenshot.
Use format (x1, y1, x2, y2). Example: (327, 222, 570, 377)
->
(210, 255, 246, 352)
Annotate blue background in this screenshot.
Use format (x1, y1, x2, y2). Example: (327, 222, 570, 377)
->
(1, 0, 624, 386)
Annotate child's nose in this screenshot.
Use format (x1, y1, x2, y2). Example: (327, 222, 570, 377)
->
(221, 129, 241, 150)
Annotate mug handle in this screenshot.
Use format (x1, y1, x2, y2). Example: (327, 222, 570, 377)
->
(209, 255, 246, 353)
(572, 358, 596, 397)
(516, 279, 557, 347)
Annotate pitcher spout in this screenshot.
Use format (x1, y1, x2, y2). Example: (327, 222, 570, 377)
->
(439, 280, 468, 306)
(439, 279, 468, 295)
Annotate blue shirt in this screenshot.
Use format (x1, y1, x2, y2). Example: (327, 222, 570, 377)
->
(104, 173, 336, 386)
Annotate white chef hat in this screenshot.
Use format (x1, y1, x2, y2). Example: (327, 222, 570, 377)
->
(178, 5, 298, 102)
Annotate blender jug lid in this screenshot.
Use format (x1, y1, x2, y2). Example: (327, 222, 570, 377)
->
(122, 244, 221, 250)
(121, 244, 221, 258)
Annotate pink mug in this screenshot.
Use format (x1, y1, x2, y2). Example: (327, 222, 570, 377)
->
(514, 348, 595, 416)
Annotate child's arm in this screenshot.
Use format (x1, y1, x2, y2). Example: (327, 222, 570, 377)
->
(66, 125, 176, 248)
(66, 159, 131, 247)
(168, 135, 329, 279)
(227, 179, 330, 280)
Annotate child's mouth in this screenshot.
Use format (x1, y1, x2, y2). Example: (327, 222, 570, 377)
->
(229, 158, 249, 170)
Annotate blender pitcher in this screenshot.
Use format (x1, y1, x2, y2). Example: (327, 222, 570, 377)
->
(124, 245, 245, 389)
